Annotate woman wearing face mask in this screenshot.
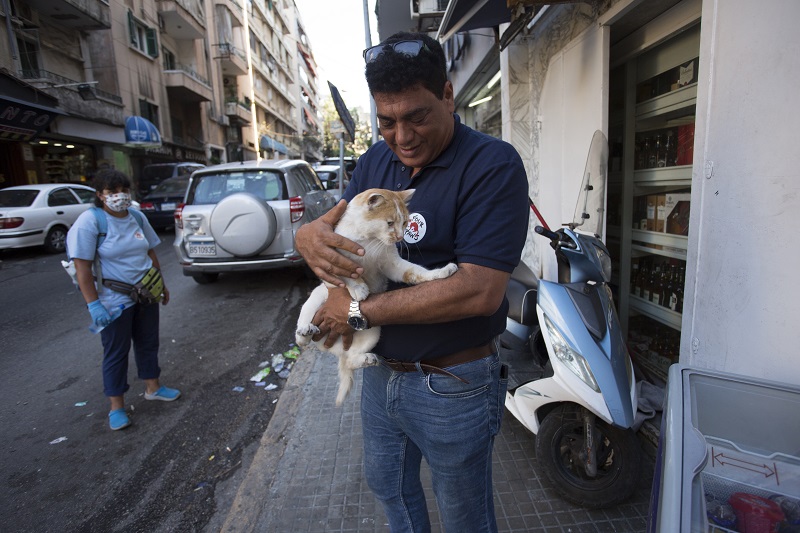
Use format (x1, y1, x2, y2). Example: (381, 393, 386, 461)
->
(67, 169, 180, 430)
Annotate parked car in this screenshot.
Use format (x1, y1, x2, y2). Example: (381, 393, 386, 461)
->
(0, 183, 96, 253)
(173, 159, 337, 284)
(137, 162, 204, 199)
(139, 176, 190, 230)
(318, 156, 357, 175)
(314, 164, 349, 200)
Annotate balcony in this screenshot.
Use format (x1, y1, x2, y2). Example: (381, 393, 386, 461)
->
(19, 69, 123, 125)
(214, 43, 248, 77)
(225, 99, 252, 125)
(156, 0, 205, 40)
(215, 0, 244, 26)
(164, 66, 212, 102)
(23, 0, 111, 30)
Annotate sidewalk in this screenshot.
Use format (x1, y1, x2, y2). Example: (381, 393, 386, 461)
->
(221, 350, 654, 533)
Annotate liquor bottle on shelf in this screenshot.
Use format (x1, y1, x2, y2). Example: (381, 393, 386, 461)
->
(663, 265, 675, 309)
(641, 137, 652, 169)
(648, 265, 660, 303)
(675, 265, 685, 313)
(638, 260, 649, 299)
(665, 129, 678, 167)
(655, 134, 667, 168)
(630, 262, 639, 295)
(648, 135, 659, 168)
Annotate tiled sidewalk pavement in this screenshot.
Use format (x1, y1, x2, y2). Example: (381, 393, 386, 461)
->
(230, 351, 654, 532)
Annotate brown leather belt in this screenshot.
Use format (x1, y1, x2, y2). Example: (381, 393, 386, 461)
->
(381, 342, 495, 384)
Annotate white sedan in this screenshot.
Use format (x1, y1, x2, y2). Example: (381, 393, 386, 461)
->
(0, 183, 96, 253)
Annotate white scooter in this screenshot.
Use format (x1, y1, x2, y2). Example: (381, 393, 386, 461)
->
(500, 131, 643, 508)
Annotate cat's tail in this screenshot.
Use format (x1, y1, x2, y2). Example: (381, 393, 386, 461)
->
(335, 360, 354, 406)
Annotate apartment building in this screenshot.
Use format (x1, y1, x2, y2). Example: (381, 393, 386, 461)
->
(0, 0, 322, 192)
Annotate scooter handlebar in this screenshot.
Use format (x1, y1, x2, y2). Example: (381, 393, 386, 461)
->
(535, 225, 560, 241)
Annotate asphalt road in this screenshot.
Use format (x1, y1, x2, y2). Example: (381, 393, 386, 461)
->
(0, 231, 316, 532)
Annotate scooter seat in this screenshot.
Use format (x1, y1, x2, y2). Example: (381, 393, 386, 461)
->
(506, 262, 537, 326)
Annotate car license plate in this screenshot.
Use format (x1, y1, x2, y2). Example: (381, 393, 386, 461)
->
(188, 243, 216, 256)
(161, 202, 176, 211)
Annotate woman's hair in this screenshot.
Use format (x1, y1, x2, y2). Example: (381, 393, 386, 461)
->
(365, 32, 447, 99)
(92, 169, 131, 207)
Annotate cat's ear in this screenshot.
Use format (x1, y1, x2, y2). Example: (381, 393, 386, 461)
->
(400, 189, 416, 204)
(367, 192, 386, 210)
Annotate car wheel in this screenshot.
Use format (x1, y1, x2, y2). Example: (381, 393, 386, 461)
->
(210, 193, 277, 257)
(44, 226, 68, 254)
(191, 273, 219, 284)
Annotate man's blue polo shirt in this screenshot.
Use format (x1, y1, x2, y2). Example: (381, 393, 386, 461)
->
(344, 114, 529, 362)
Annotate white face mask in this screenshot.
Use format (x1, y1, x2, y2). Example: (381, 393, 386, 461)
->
(104, 192, 132, 212)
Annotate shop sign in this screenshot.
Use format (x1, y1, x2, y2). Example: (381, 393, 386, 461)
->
(0, 97, 60, 141)
(145, 144, 175, 158)
(182, 149, 207, 163)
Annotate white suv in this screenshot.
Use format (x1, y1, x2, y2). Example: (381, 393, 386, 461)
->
(173, 159, 336, 284)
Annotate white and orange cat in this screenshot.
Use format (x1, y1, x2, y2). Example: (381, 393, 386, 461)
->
(295, 188, 457, 405)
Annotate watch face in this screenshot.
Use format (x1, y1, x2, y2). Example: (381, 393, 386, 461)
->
(348, 316, 367, 331)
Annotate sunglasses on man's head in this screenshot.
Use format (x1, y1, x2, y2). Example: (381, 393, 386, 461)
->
(363, 40, 431, 63)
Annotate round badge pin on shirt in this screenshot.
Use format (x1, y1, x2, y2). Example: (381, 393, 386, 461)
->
(404, 213, 426, 243)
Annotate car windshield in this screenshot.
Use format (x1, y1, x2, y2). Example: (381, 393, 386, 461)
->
(0, 189, 38, 207)
(190, 171, 285, 204)
(153, 178, 189, 194)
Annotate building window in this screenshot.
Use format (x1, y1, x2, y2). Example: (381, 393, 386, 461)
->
(163, 48, 176, 70)
(139, 99, 159, 129)
(128, 10, 158, 58)
(17, 36, 40, 77)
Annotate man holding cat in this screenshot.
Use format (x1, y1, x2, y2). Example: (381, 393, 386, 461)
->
(296, 31, 529, 533)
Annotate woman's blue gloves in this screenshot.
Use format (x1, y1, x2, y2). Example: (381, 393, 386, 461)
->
(87, 300, 112, 328)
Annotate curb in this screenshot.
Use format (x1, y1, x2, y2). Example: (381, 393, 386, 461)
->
(220, 348, 316, 533)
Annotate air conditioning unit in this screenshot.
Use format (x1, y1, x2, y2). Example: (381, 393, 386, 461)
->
(219, 115, 230, 126)
(417, 0, 447, 16)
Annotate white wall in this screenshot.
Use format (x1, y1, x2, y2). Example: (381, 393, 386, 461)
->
(683, 0, 800, 384)
(533, 21, 608, 281)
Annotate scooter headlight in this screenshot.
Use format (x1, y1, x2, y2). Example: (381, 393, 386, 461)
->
(542, 315, 600, 392)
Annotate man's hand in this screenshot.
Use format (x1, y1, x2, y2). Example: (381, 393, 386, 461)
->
(311, 287, 354, 350)
(295, 200, 365, 287)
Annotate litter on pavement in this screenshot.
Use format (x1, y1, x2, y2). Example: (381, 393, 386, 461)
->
(237, 343, 300, 391)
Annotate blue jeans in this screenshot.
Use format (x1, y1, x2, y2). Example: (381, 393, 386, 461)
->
(361, 352, 507, 533)
(100, 302, 161, 397)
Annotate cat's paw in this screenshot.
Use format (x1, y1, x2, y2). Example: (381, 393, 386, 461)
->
(295, 324, 319, 346)
(360, 353, 380, 367)
(434, 262, 458, 279)
(350, 283, 370, 302)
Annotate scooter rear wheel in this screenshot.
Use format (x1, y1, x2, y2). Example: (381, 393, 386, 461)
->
(535, 404, 642, 508)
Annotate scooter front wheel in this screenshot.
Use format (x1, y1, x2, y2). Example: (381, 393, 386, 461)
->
(535, 404, 642, 508)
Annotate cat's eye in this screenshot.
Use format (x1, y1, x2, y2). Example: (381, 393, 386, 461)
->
(387, 221, 394, 227)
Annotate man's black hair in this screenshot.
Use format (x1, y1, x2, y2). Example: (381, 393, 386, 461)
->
(365, 32, 448, 99)
(92, 169, 131, 207)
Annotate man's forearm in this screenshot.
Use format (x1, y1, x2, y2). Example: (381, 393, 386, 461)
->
(360, 264, 510, 327)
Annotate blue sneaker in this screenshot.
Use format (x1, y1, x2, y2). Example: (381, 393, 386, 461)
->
(144, 386, 181, 402)
(109, 408, 131, 431)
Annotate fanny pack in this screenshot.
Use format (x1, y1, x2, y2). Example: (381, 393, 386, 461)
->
(102, 267, 164, 304)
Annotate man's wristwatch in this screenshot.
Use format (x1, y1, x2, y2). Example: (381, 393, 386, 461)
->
(347, 300, 369, 331)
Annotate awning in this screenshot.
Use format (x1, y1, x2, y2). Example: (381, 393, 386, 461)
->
(437, 0, 512, 42)
(0, 95, 63, 141)
(124, 116, 162, 148)
(260, 135, 288, 155)
(303, 107, 317, 128)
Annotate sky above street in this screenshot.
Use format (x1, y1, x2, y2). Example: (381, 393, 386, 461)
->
(294, 0, 379, 112)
